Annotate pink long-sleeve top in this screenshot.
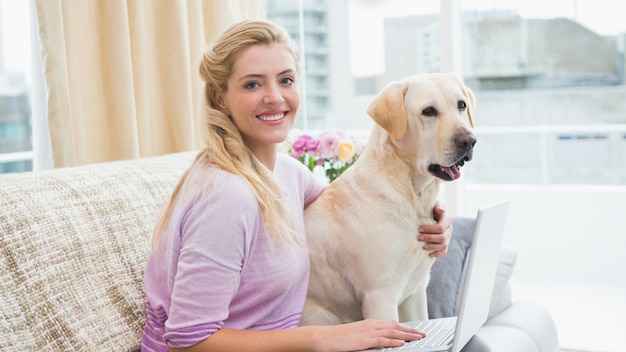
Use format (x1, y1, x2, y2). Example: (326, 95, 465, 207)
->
(141, 154, 326, 351)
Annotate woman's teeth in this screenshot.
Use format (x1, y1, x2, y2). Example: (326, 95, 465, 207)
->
(257, 113, 284, 121)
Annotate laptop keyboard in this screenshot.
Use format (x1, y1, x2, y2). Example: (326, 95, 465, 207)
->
(377, 317, 456, 351)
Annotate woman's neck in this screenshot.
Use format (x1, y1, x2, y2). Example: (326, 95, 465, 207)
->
(249, 143, 278, 171)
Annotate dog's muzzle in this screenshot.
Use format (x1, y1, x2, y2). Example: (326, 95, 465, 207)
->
(428, 132, 477, 181)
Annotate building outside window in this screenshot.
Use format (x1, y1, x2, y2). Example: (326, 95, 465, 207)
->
(266, 0, 354, 130)
(0, 0, 32, 174)
(267, 0, 626, 186)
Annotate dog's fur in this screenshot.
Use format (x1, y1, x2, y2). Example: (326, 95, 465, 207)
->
(301, 73, 477, 325)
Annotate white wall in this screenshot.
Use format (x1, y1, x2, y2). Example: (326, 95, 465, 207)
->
(463, 185, 626, 285)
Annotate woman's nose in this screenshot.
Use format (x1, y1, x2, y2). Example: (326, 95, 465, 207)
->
(263, 83, 284, 105)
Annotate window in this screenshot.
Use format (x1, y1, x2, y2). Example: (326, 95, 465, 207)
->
(266, 0, 626, 187)
(460, 1, 626, 186)
(0, 0, 32, 174)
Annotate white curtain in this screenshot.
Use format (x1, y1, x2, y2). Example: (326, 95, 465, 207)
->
(34, 0, 265, 168)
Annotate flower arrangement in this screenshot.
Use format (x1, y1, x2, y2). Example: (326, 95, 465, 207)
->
(285, 129, 368, 182)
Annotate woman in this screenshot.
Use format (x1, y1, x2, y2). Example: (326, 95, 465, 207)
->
(141, 20, 452, 352)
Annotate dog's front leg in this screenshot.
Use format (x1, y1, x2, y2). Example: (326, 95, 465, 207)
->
(301, 298, 343, 326)
(361, 289, 402, 321)
(398, 291, 428, 322)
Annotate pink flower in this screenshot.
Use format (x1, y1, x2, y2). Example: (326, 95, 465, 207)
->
(317, 133, 340, 158)
(291, 134, 312, 152)
(306, 138, 321, 153)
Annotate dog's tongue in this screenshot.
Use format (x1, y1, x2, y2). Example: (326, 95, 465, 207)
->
(443, 165, 461, 180)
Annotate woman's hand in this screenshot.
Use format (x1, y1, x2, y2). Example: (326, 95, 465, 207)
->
(312, 319, 425, 352)
(181, 320, 425, 352)
(418, 205, 453, 257)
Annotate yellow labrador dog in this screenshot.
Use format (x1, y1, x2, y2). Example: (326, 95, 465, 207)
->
(301, 73, 476, 325)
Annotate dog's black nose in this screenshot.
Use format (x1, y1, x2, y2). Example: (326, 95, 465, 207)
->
(455, 132, 477, 152)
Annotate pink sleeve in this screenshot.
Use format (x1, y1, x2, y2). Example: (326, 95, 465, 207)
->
(303, 167, 326, 208)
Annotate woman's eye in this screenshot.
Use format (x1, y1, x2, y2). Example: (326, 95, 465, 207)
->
(281, 77, 295, 85)
(458, 100, 467, 110)
(244, 82, 260, 89)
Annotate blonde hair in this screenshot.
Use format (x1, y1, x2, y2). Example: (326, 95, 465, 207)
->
(152, 20, 302, 249)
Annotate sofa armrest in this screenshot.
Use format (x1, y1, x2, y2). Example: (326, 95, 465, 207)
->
(478, 301, 560, 352)
(461, 302, 560, 352)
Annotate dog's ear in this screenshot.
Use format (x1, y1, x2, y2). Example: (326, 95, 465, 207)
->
(367, 80, 408, 141)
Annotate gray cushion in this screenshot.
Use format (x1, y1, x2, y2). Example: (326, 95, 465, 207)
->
(427, 216, 475, 318)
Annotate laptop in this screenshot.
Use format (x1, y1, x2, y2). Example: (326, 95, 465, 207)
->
(361, 200, 510, 352)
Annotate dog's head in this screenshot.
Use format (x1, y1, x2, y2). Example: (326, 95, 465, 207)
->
(367, 73, 476, 181)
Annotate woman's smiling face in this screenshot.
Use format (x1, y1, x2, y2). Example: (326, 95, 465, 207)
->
(218, 43, 300, 156)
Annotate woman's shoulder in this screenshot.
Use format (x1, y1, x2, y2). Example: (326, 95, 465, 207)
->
(186, 164, 257, 205)
(275, 153, 326, 199)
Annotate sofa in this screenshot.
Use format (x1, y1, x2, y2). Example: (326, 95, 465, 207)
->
(0, 151, 560, 351)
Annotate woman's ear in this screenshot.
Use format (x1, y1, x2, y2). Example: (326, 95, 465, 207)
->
(214, 93, 228, 113)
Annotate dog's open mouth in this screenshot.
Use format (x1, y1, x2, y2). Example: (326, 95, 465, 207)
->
(428, 157, 468, 181)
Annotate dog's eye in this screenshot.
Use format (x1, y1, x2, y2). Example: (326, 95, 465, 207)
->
(458, 101, 467, 110)
(422, 106, 438, 117)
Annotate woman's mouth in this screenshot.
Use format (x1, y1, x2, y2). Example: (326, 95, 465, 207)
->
(257, 112, 286, 121)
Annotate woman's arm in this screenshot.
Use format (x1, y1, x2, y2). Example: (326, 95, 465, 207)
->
(170, 319, 424, 352)
(418, 205, 453, 258)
